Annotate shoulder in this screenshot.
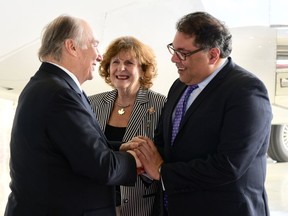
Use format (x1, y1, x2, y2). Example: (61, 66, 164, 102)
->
(146, 89, 167, 103)
(216, 58, 266, 91)
(226, 58, 262, 82)
(88, 90, 116, 105)
(230, 63, 266, 90)
(218, 59, 269, 99)
(88, 91, 108, 101)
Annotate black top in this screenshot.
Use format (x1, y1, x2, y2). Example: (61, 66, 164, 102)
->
(105, 124, 126, 151)
(105, 124, 127, 206)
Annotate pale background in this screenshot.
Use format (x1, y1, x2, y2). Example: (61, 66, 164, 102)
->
(0, 0, 287, 215)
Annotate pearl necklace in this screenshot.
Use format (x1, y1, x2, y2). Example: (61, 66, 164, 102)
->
(116, 103, 130, 115)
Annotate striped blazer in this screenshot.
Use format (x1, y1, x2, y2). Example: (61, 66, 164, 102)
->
(89, 88, 166, 216)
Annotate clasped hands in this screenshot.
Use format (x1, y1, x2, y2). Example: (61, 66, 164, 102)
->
(122, 136, 163, 180)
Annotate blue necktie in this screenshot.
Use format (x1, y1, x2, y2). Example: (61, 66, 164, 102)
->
(171, 84, 199, 144)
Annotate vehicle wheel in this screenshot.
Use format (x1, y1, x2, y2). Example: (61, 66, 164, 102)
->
(268, 124, 288, 162)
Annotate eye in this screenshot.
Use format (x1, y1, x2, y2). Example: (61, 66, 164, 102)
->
(175, 50, 185, 57)
(126, 61, 134, 65)
(111, 59, 120, 64)
(177, 50, 187, 55)
(91, 39, 99, 48)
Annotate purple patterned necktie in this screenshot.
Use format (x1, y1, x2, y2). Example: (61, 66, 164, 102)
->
(164, 85, 199, 211)
(171, 84, 199, 145)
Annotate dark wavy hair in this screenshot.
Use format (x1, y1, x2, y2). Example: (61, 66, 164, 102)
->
(176, 12, 232, 58)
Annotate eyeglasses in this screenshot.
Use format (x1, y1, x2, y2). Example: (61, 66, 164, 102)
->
(167, 43, 204, 61)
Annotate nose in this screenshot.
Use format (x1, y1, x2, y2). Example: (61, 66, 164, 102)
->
(96, 53, 103, 62)
(118, 62, 126, 71)
(95, 48, 103, 62)
(171, 53, 180, 63)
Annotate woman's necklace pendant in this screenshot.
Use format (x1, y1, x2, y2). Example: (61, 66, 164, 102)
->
(116, 103, 130, 115)
(118, 108, 125, 115)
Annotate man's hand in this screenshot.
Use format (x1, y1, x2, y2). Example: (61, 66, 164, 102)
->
(127, 150, 144, 175)
(120, 139, 141, 151)
(134, 136, 163, 180)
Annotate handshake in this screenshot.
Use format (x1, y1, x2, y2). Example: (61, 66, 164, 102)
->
(120, 136, 164, 181)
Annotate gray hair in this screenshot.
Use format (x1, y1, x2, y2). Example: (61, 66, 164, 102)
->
(38, 15, 88, 62)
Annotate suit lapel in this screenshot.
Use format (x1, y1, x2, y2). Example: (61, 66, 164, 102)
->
(80, 91, 94, 114)
(180, 58, 233, 130)
(123, 88, 149, 141)
(172, 58, 234, 144)
(97, 91, 117, 131)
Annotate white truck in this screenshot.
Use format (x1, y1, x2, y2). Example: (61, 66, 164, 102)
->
(230, 26, 288, 162)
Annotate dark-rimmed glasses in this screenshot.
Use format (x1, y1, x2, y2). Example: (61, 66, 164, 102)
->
(167, 43, 204, 61)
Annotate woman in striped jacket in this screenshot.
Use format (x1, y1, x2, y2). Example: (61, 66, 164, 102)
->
(89, 36, 166, 216)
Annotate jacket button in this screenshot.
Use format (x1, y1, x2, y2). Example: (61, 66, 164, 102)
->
(123, 198, 128, 203)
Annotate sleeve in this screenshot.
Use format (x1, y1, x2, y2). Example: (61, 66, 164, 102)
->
(45, 88, 137, 185)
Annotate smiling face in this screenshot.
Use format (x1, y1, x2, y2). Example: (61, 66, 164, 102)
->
(109, 50, 143, 93)
(171, 31, 213, 85)
(76, 21, 103, 83)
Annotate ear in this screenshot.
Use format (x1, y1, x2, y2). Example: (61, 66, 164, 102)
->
(208, 48, 220, 64)
(64, 39, 77, 56)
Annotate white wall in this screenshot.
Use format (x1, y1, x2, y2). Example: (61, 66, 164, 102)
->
(0, 99, 15, 215)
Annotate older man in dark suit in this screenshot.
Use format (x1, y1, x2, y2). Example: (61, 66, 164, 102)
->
(5, 15, 140, 216)
(132, 12, 272, 216)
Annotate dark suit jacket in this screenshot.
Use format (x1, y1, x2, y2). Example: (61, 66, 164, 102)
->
(5, 62, 137, 216)
(154, 57, 272, 216)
